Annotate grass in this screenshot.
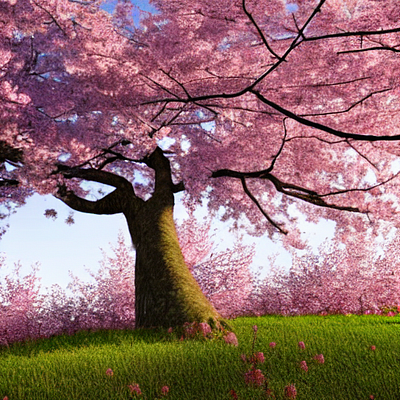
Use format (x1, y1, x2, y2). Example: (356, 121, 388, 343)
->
(0, 314, 399, 399)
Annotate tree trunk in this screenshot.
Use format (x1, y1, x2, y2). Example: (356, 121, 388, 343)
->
(128, 197, 220, 328)
(56, 147, 221, 329)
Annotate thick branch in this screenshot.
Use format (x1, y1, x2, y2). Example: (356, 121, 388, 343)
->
(212, 168, 362, 232)
(250, 89, 400, 141)
(56, 185, 125, 215)
(0, 178, 19, 187)
(304, 27, 400, 43)
(56, 165, 133, 190)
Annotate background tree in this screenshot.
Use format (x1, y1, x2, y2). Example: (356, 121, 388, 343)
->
(2, 0, 400, 328)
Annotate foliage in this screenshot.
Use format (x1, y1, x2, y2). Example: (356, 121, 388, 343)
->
(2, 0, 400, 244)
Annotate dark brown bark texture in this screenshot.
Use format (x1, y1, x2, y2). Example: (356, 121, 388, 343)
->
(56, 147, 221, 328)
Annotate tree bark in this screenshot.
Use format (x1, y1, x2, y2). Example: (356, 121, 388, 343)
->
(56, 147, 221, 329)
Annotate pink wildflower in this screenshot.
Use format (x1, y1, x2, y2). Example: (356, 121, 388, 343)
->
(255, 352, 265, 363)
(370, 345, 376, 351)
(252, 325, 258, 333)
(229, 389, 239, 399)
(313, 354, 325, 364)
(161, 386, 169, 396)
(298, 341, 305, 349)
(300, 360, 308, 372)
(370, 395, 375, 399)
(244, 367, 265, 386)
(284, 384, 297, 399)
(224, 332, 238, 346)
(128, 383, 142, 396)
(269, 342, 276, 348)
(3, 397, 9, 400)
(167, 327, 173, 333)
(198, 322, 212, 337)
(106, 368, 113, 376)
(387, 311, 395, 317)
(250, 352, 265, 364)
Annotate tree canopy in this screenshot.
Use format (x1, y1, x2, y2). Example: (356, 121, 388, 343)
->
(2, 0, 400, 245)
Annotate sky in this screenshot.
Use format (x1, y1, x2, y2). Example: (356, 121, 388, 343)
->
(0, 0, 337, 295)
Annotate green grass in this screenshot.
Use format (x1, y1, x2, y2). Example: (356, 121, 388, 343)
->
(0, 314, 399, 399)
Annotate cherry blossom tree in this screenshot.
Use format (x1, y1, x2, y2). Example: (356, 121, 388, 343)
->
(2, 0, 400, 328)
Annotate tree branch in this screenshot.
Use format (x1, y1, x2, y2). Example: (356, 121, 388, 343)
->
(242, 0, 282, 60)
(0, 178, 19, 187)
(250, 89, 400, 141)
(241, 177, 288, 235)
(212, 168, 362, 233)
(55, 184, 125, 215)
(56, 165, 133, 190)
(303, 27, 400, 43)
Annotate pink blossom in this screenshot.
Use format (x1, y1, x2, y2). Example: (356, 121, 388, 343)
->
(252, 325, 258, 333)
(106, 368, 113, 376)
(284, 384, 297, 399)
(198, 322, 212, 337)
(300, 360, 308, 372)
(313, 354, 325, 364)
(255, 352, 265, 363)
(269, 342, 276, 348)
(387, 311, 396, 317)
(167, 327, 173, 333)
(128, 383, 142, 396)
(223, 332, 238, 346)
(161, 386, 169, 396)
(370, 345, 376, 351)
(244, 367, 265, 386)
(298, 341, 305, 349)
(3, 397, 9, 400)
(229, 389, 238, 399)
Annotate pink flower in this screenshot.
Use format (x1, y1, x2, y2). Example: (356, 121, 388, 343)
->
(370, 395, 375, 399)
(319, 311, 328, 316)
(128, 383, 142, 396)
(255, 352, 265, 363)
(167, 327, 173, 333)
(313, 354, 325, 364)
(224, 332, 238, 346)
(161, 386, 169, 396)
(269, 342, 276, 348)
(198, 322, 212, 337)
(284, 384, 297, 399)
(370, 345, 376, 351)
(249, 352, 265, 364)
(252, 325, 258, 333)
(244, 367, 265, 386)
(106, 368, 113, 376)
(300, 360, 308, 371)
(387, 311, 395, 317)
(298, 341, 305, 349)
(3, 397, 9, 400)
(229, 389, 239, 399)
